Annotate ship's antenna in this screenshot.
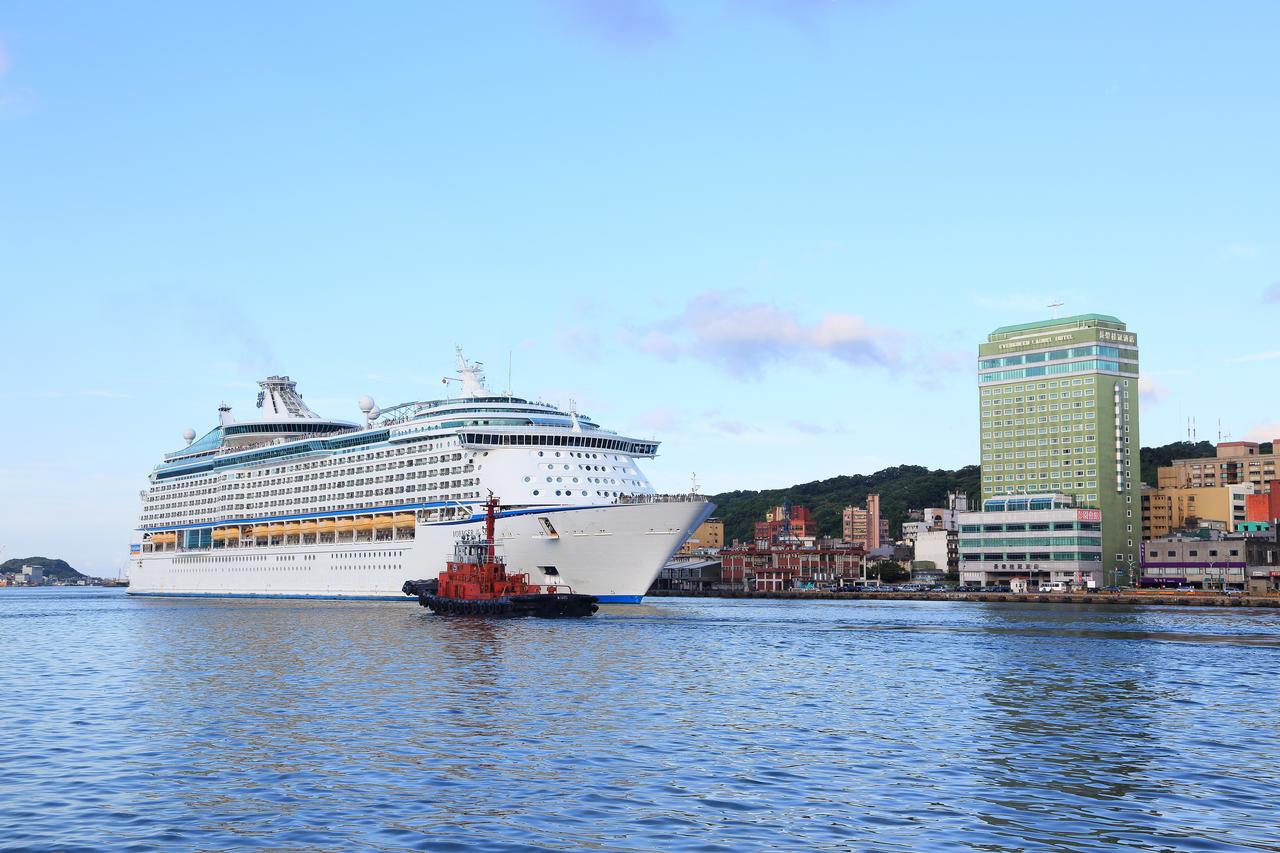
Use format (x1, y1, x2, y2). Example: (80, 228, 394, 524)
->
(1048, 300, 1064, 319)
(568, 398, 582, 433)
(690, 472, 700, 495)
(507, 350, 513, 397)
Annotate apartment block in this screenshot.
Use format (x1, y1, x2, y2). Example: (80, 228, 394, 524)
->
(1158, 441, 1280, 489)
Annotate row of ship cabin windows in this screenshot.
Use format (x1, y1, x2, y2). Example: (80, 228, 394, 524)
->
(152, 438, 466, 499)
(146, 443, 637, 520)
(143, 460, 479, 522)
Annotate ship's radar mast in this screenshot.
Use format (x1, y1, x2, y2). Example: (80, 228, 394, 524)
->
(256, 376, 322, 421)
(447, 347, 488, 398)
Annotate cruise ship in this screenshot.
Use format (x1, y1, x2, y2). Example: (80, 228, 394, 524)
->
(127, 352, 713, 602)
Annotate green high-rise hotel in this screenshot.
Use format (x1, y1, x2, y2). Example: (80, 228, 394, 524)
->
(978, 314, 1141, 586)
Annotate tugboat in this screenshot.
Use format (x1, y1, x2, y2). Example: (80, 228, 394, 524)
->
(401, 496, 599, 618)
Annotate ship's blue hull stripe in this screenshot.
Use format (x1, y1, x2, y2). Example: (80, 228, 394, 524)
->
(127, 591, 646, 604)
(438, 504, 614, 525)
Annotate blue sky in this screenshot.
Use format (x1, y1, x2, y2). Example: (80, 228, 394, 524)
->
(2, 2, 1278, 574)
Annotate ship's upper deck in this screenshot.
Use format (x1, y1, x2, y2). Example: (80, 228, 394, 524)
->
(153, 354, 655, 481)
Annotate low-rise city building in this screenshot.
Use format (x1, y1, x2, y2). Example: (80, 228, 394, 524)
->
(721, 543, 864, 592)
(755, 505, 816, 545)
(1140, 529, 1280, 591)
(650, 558, 722, 593)
(1245, 483, 1280, 525)
(1141, 483, 1253, 539)
(958, 493, 1105, 589)
(842, 494, 887, 550)
(678, 517, 724, 555)
(911, 529, 957, 580)
(1158, 441, 1280, 489)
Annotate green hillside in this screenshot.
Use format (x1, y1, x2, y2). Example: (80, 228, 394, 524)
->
(1138, 441, 1214, 487)
(1, 557, 85, 580)
(708, 439, 1250, 543)
(709, 465, 981, 545)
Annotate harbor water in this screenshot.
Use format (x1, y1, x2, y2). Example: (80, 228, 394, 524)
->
(3, 588, 1279, 851)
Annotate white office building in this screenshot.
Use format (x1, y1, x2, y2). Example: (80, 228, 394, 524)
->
(958, 493, 1104, 589)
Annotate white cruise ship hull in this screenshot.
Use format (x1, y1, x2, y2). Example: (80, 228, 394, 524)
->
(128, 501, 714, 603)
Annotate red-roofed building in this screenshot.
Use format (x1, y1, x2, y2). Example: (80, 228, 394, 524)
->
(721, 543, 864, 592)
(754, 504, 816, 545)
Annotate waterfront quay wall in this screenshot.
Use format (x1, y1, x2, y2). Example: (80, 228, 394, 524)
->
(648, 590, 1280, 608)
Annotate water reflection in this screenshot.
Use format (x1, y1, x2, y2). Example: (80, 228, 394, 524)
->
(3, 589, 1279, 851)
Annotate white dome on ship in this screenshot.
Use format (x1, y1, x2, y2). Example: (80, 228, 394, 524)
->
(358, 395, 375, 413)
(182, 428, 196, 445)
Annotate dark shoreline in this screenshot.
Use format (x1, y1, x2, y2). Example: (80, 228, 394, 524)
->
(648, 589, 1280, 608)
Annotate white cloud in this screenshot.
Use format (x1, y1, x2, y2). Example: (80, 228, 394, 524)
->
(1138, 376, 1168, 406)
(710, 419, 758, 436)
(633, 289, 907, 379)
(1223, 242, 1262, 259)
(790, 420, 849, 435)
(1244, 422, 1280, 444)
(559, 326, 603, 359)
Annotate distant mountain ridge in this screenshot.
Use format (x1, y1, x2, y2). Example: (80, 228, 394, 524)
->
(709, 465, 981, 546)
(1, 557, 85, 579)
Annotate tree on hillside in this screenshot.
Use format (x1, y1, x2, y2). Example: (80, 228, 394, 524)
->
(710, 464, 980, 543)
(869, 560, 908, 584)
(0, 557, 84, 579)
(1139, 441, 1215, 487)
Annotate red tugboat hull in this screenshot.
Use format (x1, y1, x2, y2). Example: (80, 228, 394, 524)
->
(413, 590, 598, 618)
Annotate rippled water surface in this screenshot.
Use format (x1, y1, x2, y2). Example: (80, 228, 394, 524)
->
(3, 589, 1280, 851)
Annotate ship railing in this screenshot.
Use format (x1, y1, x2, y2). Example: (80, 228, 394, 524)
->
(615, 493, 710, 505)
